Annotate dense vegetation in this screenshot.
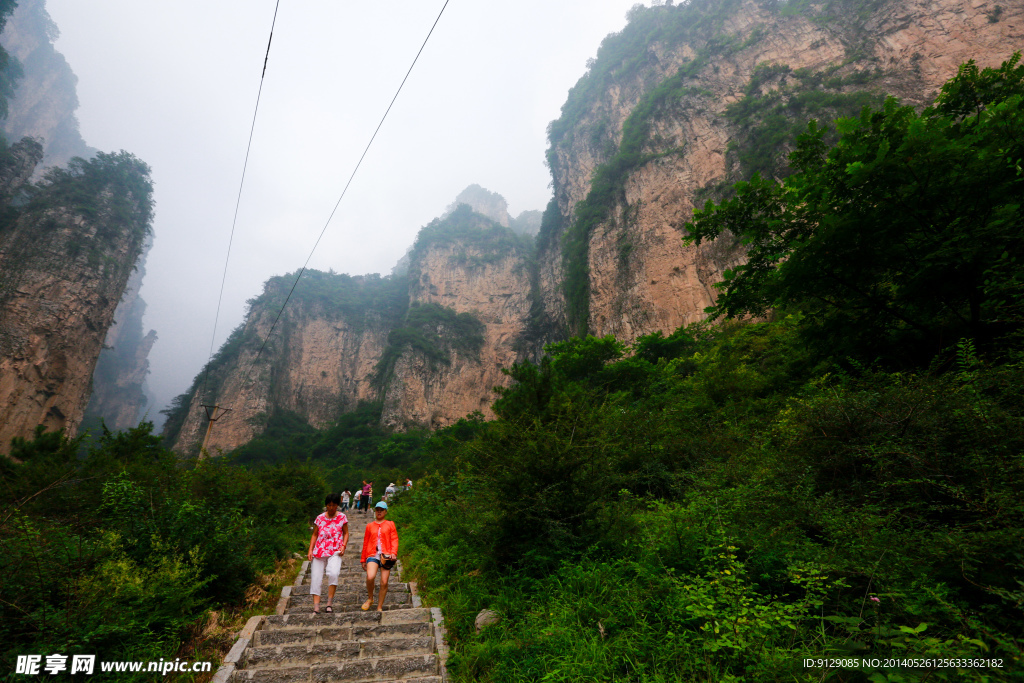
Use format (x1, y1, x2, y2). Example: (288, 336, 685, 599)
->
(388, 58, 1024, 681)
(0, 423, 325, 681)
(29, 151, 155, 243)
(690, 54, 1024, 365)
(409, 203, 534, 271)
(724, 63, 884, 179)
(228, 402, 431, 492)
(373, 302, 486, 388)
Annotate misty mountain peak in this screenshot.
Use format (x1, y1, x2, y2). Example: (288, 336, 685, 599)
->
(444, 184, 510, 227)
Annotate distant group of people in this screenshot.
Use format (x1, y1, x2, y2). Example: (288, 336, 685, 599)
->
(339, 478, 412, 513)
(305, 477, 414, 613)
(306, 492, 399, 614)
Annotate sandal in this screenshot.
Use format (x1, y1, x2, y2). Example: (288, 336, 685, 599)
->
(312, 608, 320, 615)
(325, 605, 333, 613)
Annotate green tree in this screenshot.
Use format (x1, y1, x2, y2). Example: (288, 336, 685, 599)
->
(686, 54, 1024, 365)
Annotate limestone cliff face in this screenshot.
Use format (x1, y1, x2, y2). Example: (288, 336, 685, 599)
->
(538, 0, 1024, 341)
(168, 0, 1024, 453)
(0, 0, 94, 169)
(380, 220, 532, 429)
(0, 150, 154, 452)
(82, 241, 158, 431)
(168, 274, 402, 455)
(0, 136, 40, 202)
(167, 209, 535, 452)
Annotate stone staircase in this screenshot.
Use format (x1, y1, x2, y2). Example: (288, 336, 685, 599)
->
(213, 511, 446, 683)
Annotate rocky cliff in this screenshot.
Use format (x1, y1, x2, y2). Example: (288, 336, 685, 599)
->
(165, 272, 406, 455)
(0, 0, 94, 169)
(537, 0, 1023, 339)
(166, 205, 535, 454)
(379, 206, 533, 430)
(0, 1, 155, 452)
(81, 240, 158, 431)
(167, 0, 1024, 453)
(0, 150, 154, 452)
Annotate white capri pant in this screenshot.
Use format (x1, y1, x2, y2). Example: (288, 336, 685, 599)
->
(310, 554, 342, 597)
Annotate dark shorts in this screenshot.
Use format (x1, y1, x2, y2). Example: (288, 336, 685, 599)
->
(366, 556, 396, 571)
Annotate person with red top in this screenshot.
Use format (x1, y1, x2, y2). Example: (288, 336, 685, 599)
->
(306, 492, 349, 614)
(360, 480, 373, 514)
(360, 501, 398, 612)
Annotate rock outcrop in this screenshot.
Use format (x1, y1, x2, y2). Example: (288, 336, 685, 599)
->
(0, 0, 95, 170)
(168, 207, 536, 454)
(82, 241, 158, 431)
(0, 151, 154, 452)
(167, 273, 404, 456)
(444, 184, 511, 227)
(380, 208, 532, 430)
(537, 0, 1024, 340)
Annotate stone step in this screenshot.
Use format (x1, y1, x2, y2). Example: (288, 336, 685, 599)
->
(288, 585, 407, 602)
(289, 598, 412, 611)
(283, 601, 412, 615)
(264, 608, 431, 631)
(242, 636, 435, 669)
(220, 545, 439, 683)
(293, 582, 408, 595)
(294, 581, 404, 592)
(302, 566, 375, 578)
(230, 654, 438, 682)
(253, 622, 432, 647)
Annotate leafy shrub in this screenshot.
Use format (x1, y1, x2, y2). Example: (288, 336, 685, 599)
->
(0, 423, 325, 678)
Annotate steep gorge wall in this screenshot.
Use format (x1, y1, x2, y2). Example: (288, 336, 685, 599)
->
(167, 208, 536, 453)
(538, 0, 1024, 341)
(0, 0, 94, 169)
(0, 151, 154, 451)
(380, 210, 533, 430)
(169, 0, 1024, 453)
(167, 274, 403, 455)
(0, 0, 155, 452)
(82, 241, 158, 431)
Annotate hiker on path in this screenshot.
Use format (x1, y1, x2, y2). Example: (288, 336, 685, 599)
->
(361, 481, 373, 513)
(341, 489, 351, 512)
(307, 492, 349, 614)
(353, 489, 361, 511)
(385, 482, 396, 502)
(360, 501, 398, 612)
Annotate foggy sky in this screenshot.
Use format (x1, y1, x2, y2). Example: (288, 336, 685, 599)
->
(44, 0, 642, 423)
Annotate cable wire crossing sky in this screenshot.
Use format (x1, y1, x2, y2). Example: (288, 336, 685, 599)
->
(227, 0, 452, 408)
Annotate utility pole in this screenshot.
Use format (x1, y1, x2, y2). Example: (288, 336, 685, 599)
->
(199, 404, 231, 458)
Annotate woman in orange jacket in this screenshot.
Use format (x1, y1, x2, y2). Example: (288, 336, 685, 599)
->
(361, 500, 399, 611)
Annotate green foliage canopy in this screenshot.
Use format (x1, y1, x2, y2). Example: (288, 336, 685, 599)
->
(687, 55, 1024, 365)
(1, 423, 325, 675)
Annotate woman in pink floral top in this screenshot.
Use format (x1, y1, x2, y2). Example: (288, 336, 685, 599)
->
(306, 492, 349, 614)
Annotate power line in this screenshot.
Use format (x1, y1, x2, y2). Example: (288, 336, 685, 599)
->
(202, 0, 282, 404)
(227, 0, 451, 410)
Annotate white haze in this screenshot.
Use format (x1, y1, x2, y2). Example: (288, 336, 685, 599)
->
(45, 0, 643, 425)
